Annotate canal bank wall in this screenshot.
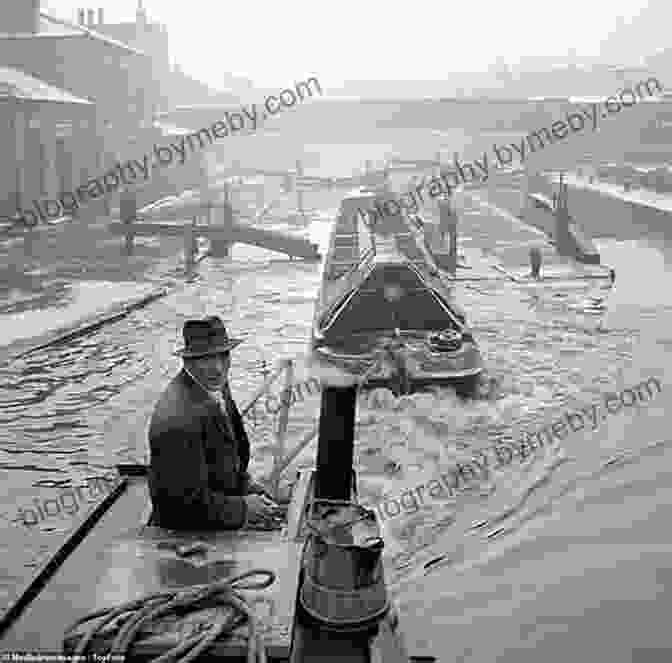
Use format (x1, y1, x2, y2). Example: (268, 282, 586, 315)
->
(0, 284, 170, 366)
(487, 176, 672, 242)
(559, 175, 672, 240)
(0, 205, 193, 363)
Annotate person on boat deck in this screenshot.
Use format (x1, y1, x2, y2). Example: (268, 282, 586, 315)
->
(147, 316, 281, 530)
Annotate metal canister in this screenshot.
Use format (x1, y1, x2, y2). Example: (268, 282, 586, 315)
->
(299, 501, 389, 628)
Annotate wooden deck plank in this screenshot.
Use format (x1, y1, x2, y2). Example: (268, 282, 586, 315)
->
(3, 478, 300, 660)
(0, 477, 129, 639)
(62, 526, 301, 658)
(0, 478, 152, 650)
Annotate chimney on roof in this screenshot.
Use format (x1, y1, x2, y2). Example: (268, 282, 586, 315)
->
(98, 8, 104, 25)
(78, 9, 85, 24)
(3, 0, 42, 33)
(31, 0, 40, 32)
(87, 8, 95, 27)
(136, 0, 147, 29)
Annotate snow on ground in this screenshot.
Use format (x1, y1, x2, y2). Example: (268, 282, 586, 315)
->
(0, 281, 157, 349)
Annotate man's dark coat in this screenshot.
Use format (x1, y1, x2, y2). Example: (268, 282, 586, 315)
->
(147, 369, 253, 529)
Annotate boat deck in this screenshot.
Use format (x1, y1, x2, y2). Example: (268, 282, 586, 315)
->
(1, 467, 435, 661)
(1, 477, 301, 659)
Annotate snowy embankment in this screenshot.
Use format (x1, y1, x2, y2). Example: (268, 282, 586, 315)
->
(0, 281, 166, 361)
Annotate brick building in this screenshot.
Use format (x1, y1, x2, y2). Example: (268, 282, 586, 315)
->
(0, 0, 243, 224)
(0, 0, 155, 221)
(80, 1, 242, 208)
(0, 66, 93, 224)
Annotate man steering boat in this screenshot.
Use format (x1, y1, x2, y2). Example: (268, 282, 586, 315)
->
(147, 316, 283, 530)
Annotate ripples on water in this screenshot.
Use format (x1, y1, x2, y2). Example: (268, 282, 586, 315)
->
(0, 196, 669, 660)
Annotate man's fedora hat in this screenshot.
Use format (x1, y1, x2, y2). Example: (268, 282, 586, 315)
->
(174, 316, 244, 358)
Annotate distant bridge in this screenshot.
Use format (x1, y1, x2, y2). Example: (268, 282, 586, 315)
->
(109, 193, 321, 274)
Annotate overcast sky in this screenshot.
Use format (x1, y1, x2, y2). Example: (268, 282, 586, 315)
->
(44, 0, 658, 90)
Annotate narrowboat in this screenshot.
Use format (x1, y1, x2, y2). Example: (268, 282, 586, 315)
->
(310, 189, 484, 397)
(0, 384, 435, 662)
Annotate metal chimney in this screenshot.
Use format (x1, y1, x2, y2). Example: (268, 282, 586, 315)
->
(87, 9, 95, 27)
(136, 0, 147, 28)
(98, 8, 104, 25)
(78, 9, 86, 24)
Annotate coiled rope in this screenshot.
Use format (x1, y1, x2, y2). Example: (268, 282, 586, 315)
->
(63, 569, 276, 663)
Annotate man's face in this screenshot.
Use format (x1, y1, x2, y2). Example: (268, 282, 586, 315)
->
(187, 351, 231, 390)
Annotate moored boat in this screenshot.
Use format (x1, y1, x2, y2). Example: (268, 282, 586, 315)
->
(310, 189, 484, 397)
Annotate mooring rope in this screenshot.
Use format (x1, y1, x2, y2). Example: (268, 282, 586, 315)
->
(63, 569, 276, 663)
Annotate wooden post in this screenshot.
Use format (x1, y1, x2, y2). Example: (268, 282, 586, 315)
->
(210, 202, 234, 257)
(256, 179, 265, 210)
(120, 190, 136, 256)
(272, 359, 294, 497)
(184, 216, 196, 278)
(13, 102, 26, 216)
(554, 174, 571, 255)
(240, 363, 287, 417)
(519, 166, 530, 219)
(529, 246, 542, 279)
(271, 426, 317, 482)
(438, 196, 458, 274)
(296, 159, 304, 219)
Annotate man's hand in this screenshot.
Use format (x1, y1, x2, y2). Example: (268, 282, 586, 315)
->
(247, 477, 292, 505)
(244, 493, 282, 523)
(247, 477, 273, 496)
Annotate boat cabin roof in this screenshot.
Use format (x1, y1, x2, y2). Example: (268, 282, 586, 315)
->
(320, 260, 461, 338)
(1, 476, 302, 657)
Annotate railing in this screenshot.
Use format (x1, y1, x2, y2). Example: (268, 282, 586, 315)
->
(239, 351, 388, 500)
(240, 359, 318, 498)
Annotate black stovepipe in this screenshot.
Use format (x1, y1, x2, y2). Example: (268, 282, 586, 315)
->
(289, 379, 431, 662)
(290, 386, 375, 663)
(314, 385, 357, 501)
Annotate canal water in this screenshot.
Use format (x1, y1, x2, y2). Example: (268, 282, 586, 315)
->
(1, 123, 672, 661)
